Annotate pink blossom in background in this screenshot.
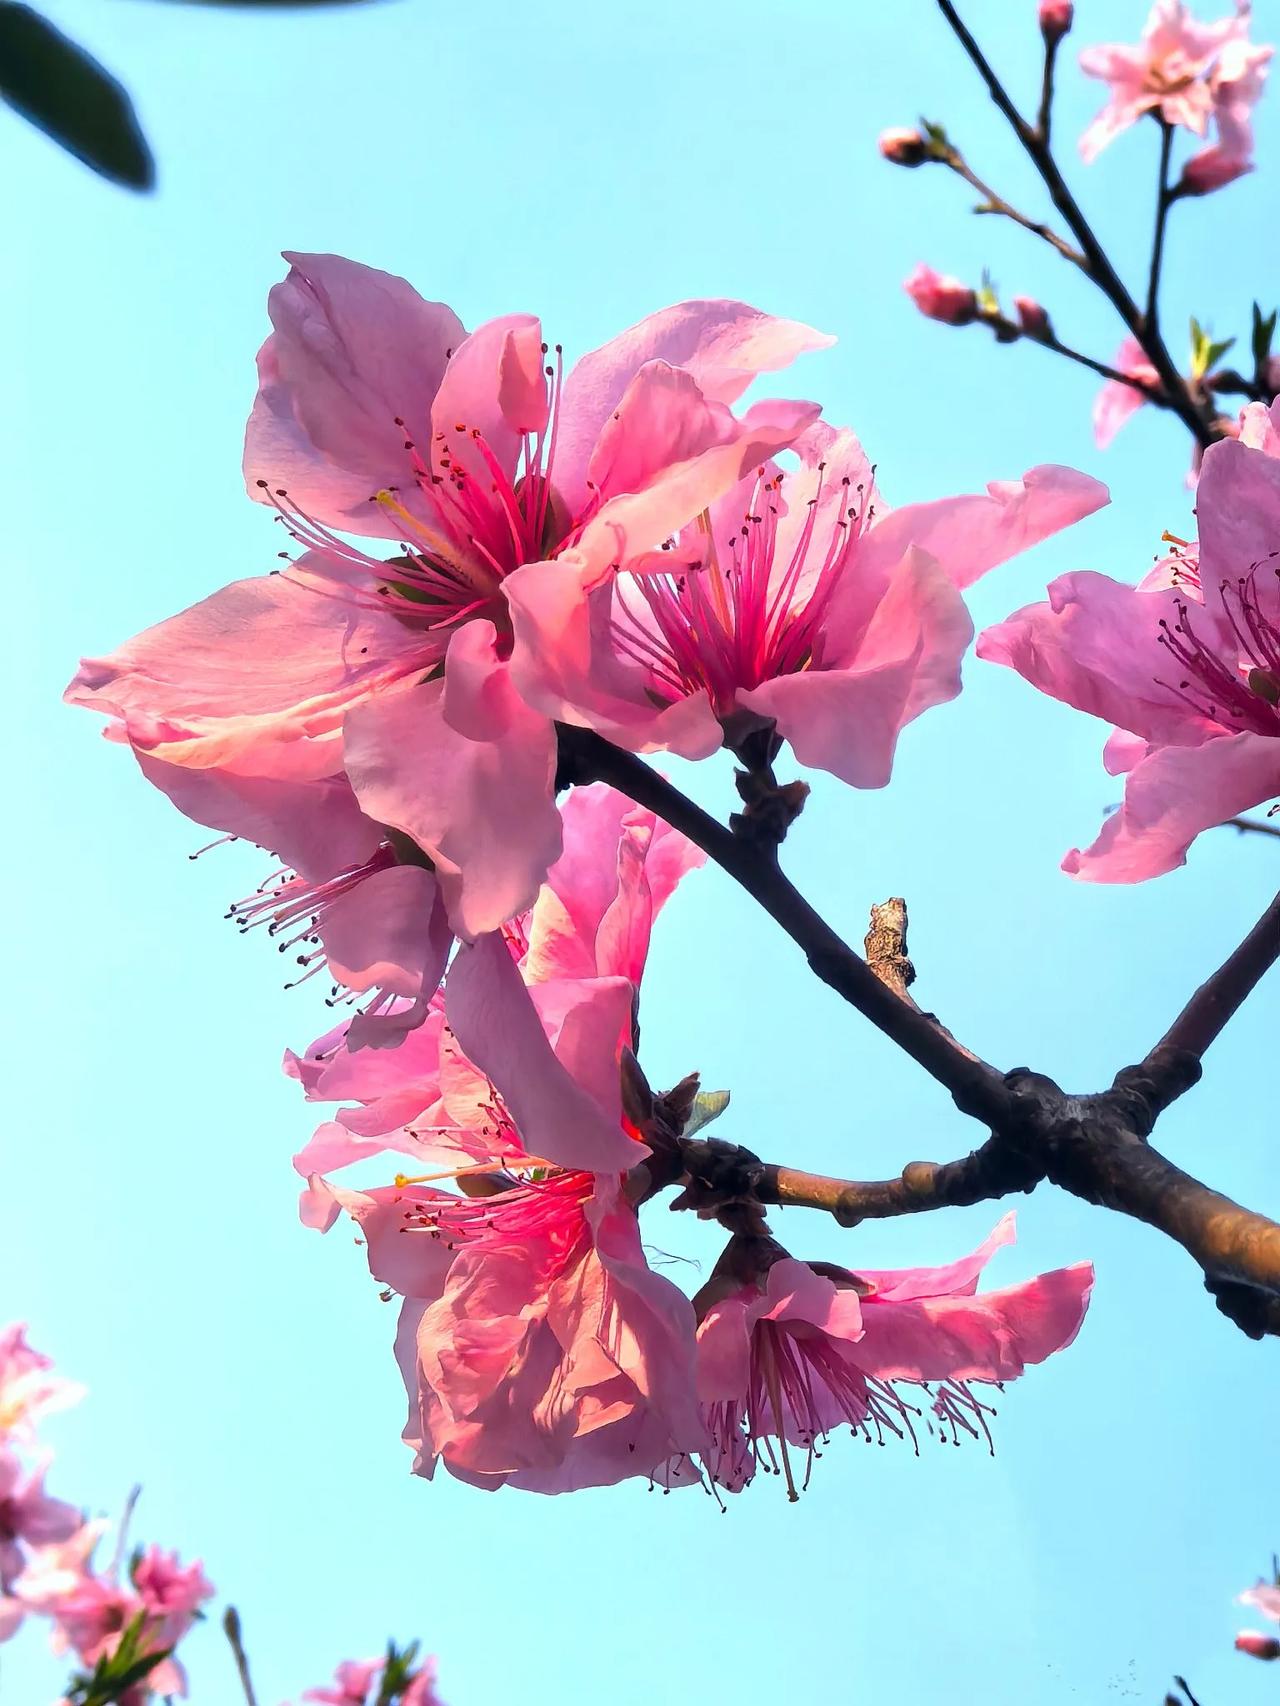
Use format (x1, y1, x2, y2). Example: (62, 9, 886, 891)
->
(67, 254, 828, 942)
(1240, 1580, 1280, 1622)
(0, 1326, 83, 1440)
(505, 421, 1106, 788)
(979, 402, 1280, 879)
(0, 1453, 80, 1584)
(302, 1657, 385, 1703)
(692, 1216, 1092, 1496)
(1078, 1, 1271, 165)
(903, 262, 977, 325)
(1093, 337, 1162, 448)
(878, 127, 928, 166)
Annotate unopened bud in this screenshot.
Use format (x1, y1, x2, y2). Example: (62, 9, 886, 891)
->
(1236, 1631, 1280, 1661)
(1038, 0, 1073, 42)
(1179, 145, 1252, 196)
(904, 263, 978, 326)
(1014, 295, 1052, 337)
(879, 126, 929, 167)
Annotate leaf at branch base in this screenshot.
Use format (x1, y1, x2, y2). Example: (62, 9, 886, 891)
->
(0, 4, 153, 188)
(683, 1089, 730, 1138)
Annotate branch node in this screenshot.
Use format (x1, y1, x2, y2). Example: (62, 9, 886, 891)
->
(865, 896, 916, 996)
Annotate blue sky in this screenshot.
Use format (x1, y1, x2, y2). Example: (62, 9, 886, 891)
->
(2, 1, 1278, 1701)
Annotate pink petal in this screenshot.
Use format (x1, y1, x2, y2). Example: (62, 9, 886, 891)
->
(244, 252, 464, 535)
(858, 1262, 1094, 1382)
(134, 759, 380, 880)
(1065, 731, 1280, 881)
(430, 314, 545, 483)
(319, 865, 451, 1002)
(857, 1214, 1017, 1302)
(343, 670, 561, 939)
(444, 933, 640, 1173)
(67, 555, 428, 781)
(977, 570, 1220, 748)
(854, 465, 1109, 596)
(738, 546, 973, 787)
(554, 299, 833, 508)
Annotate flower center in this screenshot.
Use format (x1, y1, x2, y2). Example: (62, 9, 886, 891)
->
(1155, 566, 1280, 735)
(608, 466, 869, 718)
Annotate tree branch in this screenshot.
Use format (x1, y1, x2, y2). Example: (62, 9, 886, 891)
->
(1145, 119, 1175, 334)
(940, 145, 1084, 265)
(1143, 889, 1280, 1088)
(557, 725, 1013, 1124)
(935, 0, 1217, 449)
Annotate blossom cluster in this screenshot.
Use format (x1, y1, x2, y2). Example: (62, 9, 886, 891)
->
(68, 251, 1108, 1499)
(0, 1323, 212, 1702)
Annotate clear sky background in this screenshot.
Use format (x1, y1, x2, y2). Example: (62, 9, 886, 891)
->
(2, 1, 1278, 1701)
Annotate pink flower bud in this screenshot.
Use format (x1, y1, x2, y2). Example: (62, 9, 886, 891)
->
(904, 263, 978, 327)
(1038, 0, 1073, 41)
(878, 127, 929, 167)
(1179, 145, 1252, 196)
(1236, 1631, 1280, 1661)
(1014, 295, 1051, 336)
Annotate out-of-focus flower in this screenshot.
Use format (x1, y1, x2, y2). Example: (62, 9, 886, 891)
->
(1079, 1, 1271, 165)
(1014, 295, 1052, 337)
(1236, 1630, 1280, 1659)
(1093, 337, 1163, 448)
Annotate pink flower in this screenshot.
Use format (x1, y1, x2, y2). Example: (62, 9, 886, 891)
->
(311, 936, 705, 1492)
(1236, 1630, 1280, 1659)
(1093, 337, 1162, 448)
(979, 409, 1280, 879)
(903, 263, 977, 326)
(694, 1216, 1092, 1497)
(694, 1254, 869, 1499)
(302, 1657, 383, 1703)
(0, 1325, 83, 1440)
(505, 422, 1106, 788)
(0, 1451, 80, 1586)
(286, 782, 702, 1190)
(1078, 1, 1271, 164)
(68, 254, 828, 941)
(131, 1546, 213, 1623)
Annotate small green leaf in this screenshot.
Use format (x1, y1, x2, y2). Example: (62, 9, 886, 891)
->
(1188, 316, 1234, 379)
(683, 1090, 730, 1138)
(1251, 302, 1277, 374)
(0, 4, 153, 188)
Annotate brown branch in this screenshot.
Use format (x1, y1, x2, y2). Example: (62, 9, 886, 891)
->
(223, 1607, 260, 1706)
(563, 728, 1280, 1338)
(1142, 889, 1280, 1088)
(1222, 812, 1280, 840)
(935, 0, 1217, 449)
(978, 309, 1171, 402)
(940, 145, 1084, 265)
(1145, 119, 1175, 335)
(557, 725, 1013, 1126)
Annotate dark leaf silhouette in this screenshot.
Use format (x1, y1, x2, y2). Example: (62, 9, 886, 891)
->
(0, 3, 153, 189)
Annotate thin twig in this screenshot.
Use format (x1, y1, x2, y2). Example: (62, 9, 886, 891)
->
(943, 148, 1083, 265)
(935, 0, 1216, 448)
(983, 311, 1170, 399)
(1145, 119, 1175, 334)
(1223, 812, 1280, 840)
(223, 1607, 260, 1706)
(1036, 30, 1058, 144)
